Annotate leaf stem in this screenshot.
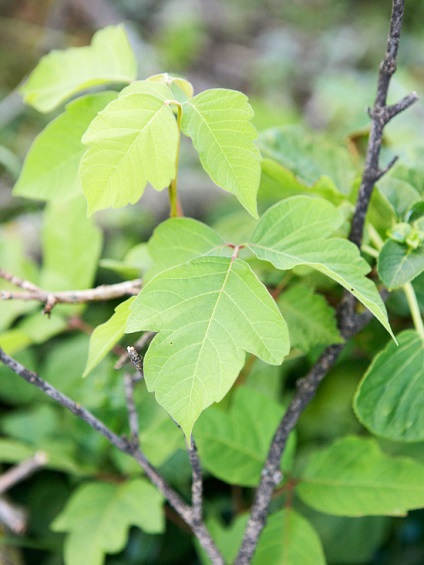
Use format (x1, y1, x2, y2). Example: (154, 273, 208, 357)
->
(403, 282, 424, 340)
(168, 104, 184, 218)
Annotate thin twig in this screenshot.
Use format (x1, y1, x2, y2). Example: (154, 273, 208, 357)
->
(0, 270, 142, 314)
(0, 348, 224, 565)
(234, 2, 413, 563)
(123, 373, 141, 447)
(124, 345, 145, 377)
(114, 332, 155, 369)
(0, 452, 48, 494)
(349, 0, 418, 248)
(187, 438, 203, 525)
(0, 498, 27, 534)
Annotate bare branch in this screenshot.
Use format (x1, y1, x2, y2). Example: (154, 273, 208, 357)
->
(235, 4, 413, 561)
(0, 348, 224, 565)
(0, 453, 48, 494)
(187, 438, 203, 525)
(115, 332, 155, 369)
(349, 0, 418, 248)
(0, 498, 27, 534)
(0, 271, 142, 314)
(123, 373, 141, 447)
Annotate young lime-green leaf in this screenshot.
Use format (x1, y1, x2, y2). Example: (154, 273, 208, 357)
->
(181, 89, 262, 218)
(83, 297, 136, 377)
(126, 256, 289, 438)
(146, 217, 229, 279)
(80, 81, 179, 215)
(354, 330, 424, 441)
(52, 479, 164, 565)
(248, 196, 394, 339)
(148, 73, 194, 100)
(297, 436, 424, 516)
(252, 509, 326, 565)
(14, 92, 117, 202)
(195, 387, 295, 486)
(378, 239, 424, 289)
(20, 25, 137, 113)
(41, 196, 102, 290)
(278, 284, 342, 352)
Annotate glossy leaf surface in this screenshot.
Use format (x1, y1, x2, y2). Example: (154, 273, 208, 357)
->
(354, 330, 424, 441)
(378, 240, 424, 289)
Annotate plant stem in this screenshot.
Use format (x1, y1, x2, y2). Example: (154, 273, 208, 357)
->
(403, 282, 424, 339)
(168, 104, 184, 218)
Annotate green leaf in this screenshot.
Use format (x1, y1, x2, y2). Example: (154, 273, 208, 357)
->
(126, 256, 289, 438)
(197, 515, 249, 565)
(14, 92, 117, 202)
(406, 200, 424, 222)
(146, 217, 229, 279)
(52, 479, 164, 565)
(101, 243, 152, 279)
(299, 503, 389, 565)
(258, 126, 356, 194)
(297, 436, 424, 516)
(181, 89, 262, 218)
(0, 438, 36, 463)
(83, 297, 136, 377)
(147, 72, 194, 100)
(248, 196, 394, 339)
(252, 509, 326, 565)
(20, 25, 137, 113)
(80, 81, 179, 215)
(137, 387, 185, 466)
(0, 228, 39, 330)
(41, 196, 102, 290)
(378, 239, 424, 289)
(278, 284, 342, 351)
(353, 330, 424, 441)
(195, 386, 295, 486)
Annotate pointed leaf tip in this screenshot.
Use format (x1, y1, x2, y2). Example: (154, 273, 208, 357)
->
(181, 89, 262, 218)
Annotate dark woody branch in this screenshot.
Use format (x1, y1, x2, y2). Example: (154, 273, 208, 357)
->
(0, 348, 224, 565)
(235, 1, 416, 563)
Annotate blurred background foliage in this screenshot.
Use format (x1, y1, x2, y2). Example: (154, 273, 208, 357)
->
(0, 1, 423, 564)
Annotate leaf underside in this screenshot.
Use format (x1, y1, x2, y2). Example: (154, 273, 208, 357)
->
(126, 256, 289, 437)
